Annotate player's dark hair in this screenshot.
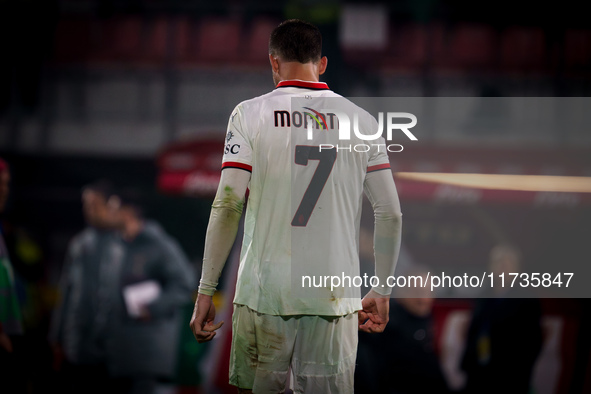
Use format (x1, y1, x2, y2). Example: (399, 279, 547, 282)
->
(269, 19, 322, 63)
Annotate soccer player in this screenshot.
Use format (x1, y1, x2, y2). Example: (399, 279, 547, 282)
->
(190, 19, 402, 393)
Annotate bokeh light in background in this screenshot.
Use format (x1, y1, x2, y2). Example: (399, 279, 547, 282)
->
(0, 1, 590, 393)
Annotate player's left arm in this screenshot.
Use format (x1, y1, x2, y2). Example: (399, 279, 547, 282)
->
(190, 168, 250, 343)
(359, 166, 403, 333)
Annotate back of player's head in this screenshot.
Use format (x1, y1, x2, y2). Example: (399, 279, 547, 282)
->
(269, 19, 322, 64)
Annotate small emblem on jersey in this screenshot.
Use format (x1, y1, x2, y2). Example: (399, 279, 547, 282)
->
(226, 130, 234, 143)
(305, 95, 312, 99)
(231, 112, 238, 123)
(225, 144, 240, 154)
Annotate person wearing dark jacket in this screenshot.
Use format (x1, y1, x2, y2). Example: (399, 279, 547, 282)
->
(49, 180, 118, 394)
(105, 188, 195, 394)
(50, 183, 195, 394)
(460, 244, 543, 394)
(355, 268, 450, 394)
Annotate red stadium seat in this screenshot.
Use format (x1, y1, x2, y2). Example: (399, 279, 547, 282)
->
(194, 17, 242, 65)
(52, 18, 93, 64)
(380, 23, 444, 73)
(88, 16, 143, 65)
(141, 16, 169, 65)
(174, 16, 195, 65)
(115, 16, 143, 60)
(499, 27, 547, 73)
(244, 17, 280, 66)
(439, 24, 496, 71)
(564, 29, 591, 72)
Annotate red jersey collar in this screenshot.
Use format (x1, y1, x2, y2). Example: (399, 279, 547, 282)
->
(276, 80, 329, 90)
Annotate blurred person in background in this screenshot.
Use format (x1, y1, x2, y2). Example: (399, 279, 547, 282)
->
(105, 187, 195, 394)
(0, 157, 26, 394)
(460, 244, 543, 394)
(355, 266, 450, 394)
(48, 179, 119, 394)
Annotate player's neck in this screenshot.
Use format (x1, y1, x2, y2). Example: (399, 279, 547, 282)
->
(277, 62, 320, 84)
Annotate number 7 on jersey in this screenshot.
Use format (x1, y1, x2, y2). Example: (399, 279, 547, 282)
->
(291, 145, 337, 227)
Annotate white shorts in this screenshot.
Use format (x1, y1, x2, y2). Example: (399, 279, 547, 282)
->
(229, 304, 358, 394)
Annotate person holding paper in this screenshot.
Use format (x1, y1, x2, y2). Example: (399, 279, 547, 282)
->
(105, 187, 195, 394)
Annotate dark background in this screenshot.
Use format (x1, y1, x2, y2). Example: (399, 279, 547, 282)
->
(1, 1, 590, 393)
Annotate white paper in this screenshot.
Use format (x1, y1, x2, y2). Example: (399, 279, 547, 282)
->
(123, 280, 161, 317)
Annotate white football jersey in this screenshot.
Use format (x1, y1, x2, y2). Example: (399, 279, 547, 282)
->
(222, 80, 391, 316)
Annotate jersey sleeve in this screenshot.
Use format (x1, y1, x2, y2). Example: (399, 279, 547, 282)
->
(367, 115, 391, 174)
(221, 105, 253, 172)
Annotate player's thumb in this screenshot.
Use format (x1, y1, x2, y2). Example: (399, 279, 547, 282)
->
(204, 320, 224, 332)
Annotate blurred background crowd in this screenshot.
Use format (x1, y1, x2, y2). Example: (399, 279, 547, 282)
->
(1, 0, 590, 393)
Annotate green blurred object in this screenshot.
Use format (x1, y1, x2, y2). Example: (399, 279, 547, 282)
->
(174, 301, 212, 387)
(284, 0, 340, 25)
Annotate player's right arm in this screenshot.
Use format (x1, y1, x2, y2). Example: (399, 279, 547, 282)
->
(358, 169, 402, 333)
(191, 104, 253, 343)
(190, 168, 250, 343)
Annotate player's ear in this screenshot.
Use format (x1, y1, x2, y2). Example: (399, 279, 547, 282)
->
(269, 54, 280, 74)
(318, 56, 328, 75)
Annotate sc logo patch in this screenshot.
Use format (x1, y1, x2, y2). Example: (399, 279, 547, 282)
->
(225, 144, 240, 154)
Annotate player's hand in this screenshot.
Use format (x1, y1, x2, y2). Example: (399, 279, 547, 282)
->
(190, 293, 224, 343)
(358, 289, 390, 333)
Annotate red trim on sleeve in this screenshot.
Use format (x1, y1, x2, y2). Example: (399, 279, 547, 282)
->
(222, 161, 252, 172)
(367, 163, 391, 173)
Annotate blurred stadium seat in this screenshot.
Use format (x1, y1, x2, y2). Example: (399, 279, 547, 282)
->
(53, 17, 93, 64)
(499, 26, 547, 73)
(141, 16, 169, 66)
(243, 17, 280, 67)
(379, 23, 442, 73)
(381, 23, 495, 74)
(50, 13, 588, 82)
(439, 24, 496, 72)
(87, 16, 144, 65)
(564, 29, 591, 75)
(174, 16, 194, 66)
(194, 17, 242, 65)
(113, 16, 143, 61)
